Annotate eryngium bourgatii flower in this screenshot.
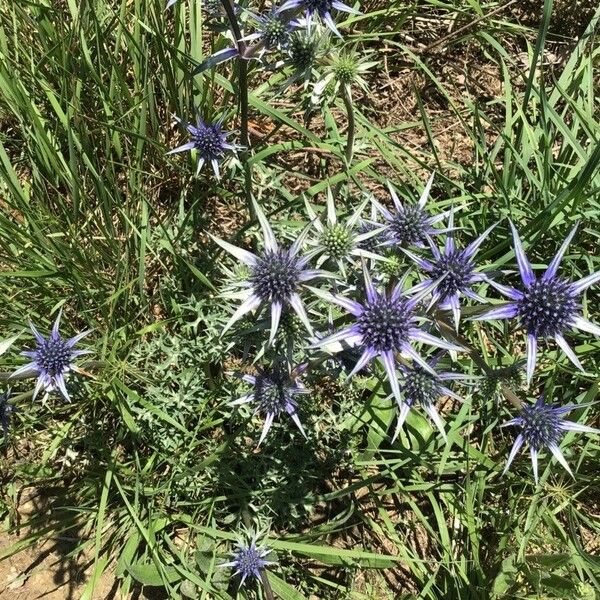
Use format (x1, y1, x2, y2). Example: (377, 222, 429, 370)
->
(502, 395, 600, 483)
(245, 9, 296, 52)
(279, 0, 359, 38)
(309, 265, 463, 405)
(474, 222, 600, 383)
(219, 534, 275, 586)
(304, 189, 384, 276)
(393, 357, 466, 442)
(167, 116, 240, 178)
(212, 201, 330, 345)
(12, 311, 91, 402)
(404, 211, 497, 329)
(231, 362, 309, 445)
(374, 173, 452, 249)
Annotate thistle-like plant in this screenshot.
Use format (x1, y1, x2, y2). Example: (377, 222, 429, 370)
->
(309, 265, 462, 405)
(245, 8, 296, 53)
(312, 46, 376, 103)
(219, 531, 276, 586)
(502, 395, 600, 483)
(278, 29, 330, 90)
(231, 362, 309, 445)
(280, 0, 359, 38)
(392, 356, 466, 442)
(374, 174, 452, 249)
(167, 115, 240, 178)
(212, 201, 330, 345)
(404, 211, 497, 329)
(304, 189, 383, 276)
(12, 311, 91, 402)
(474, 222, 600, 383)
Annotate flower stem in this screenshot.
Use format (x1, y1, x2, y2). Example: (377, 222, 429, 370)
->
(220, 0, 254, 220)
(334, 86, 355, 199)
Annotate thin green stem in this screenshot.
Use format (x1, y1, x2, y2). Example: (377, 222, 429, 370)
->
(334, 86, 355, 199)
(220, 0, 254, 219)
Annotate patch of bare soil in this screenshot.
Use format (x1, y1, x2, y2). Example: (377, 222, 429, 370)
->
(0, 528, 116, 600)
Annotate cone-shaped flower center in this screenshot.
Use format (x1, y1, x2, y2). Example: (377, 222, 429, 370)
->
(357, 297, 412, 352)
(289, 35, 317, 70)
(431, 251, 474, 299)
(36, 337, 71, 377)
(520, 402, 563, 450)
(334, 57, 358, 85)
(192, 123, 225, 159)
(390, 206, 428, 246)
(262, 16, 290, 49)
(320, 224, 352, 259)
(255, 369, 296, 416)
(234, 545, 266, 579)
(250, 250, 300, 303)
(517, 277, 577, 337)
(402, 369, 440, 407)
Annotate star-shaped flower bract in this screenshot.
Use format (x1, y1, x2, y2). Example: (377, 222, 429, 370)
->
(167, 116, 240, 178)
(502, 395, 600, 483)
(231, 362, 309, 445)
(11, 311, 91, 402)
(218, 532, 276, 587)
(393, 356, 466, 442)
(279, 0, 359, 38)
(212, 201, 329, 345)
(244, 8, 296, 53)
(374, 173, 452, 250)
(404, 211, 497, 329)
(304, 189, 384, 277)
(309, 265, 463, 405)
(474, 222, 600, 383)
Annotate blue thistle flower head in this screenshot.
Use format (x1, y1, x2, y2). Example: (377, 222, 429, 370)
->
(404, 211, 497, 329)
(12, 310, 91, 402)
(279, 0, 359, 38)
(305, 190, 385, 276)
(474, 222, 600, 384)
(219, 533, 275, 586)
(310, 265, 463, 409)
(502, 395, 600, 483)
(1, 390, 15, 440)
(393, 355, 465, 442)
(211, 201, 331, 346)
(231, 361, 309, 445)
(375, 174, 452, 250)
(167, 116, 240, 178)
(247, 9, 295, 51)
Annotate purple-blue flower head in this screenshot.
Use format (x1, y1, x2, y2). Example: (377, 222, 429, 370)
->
(279, 0, 359, 38)
(167, 116, 240, 179)
(231, 362, 309, 445)
(11, 311, 91, 402)
(309, 265, 463, 406)
(245, 9, 296, 52)
(212, 201, 329, 345)
(393, 356, 466, 442)
(404, 212, 497, 329)
(219, 534, 275, 586)
(502, 395, 599, 483)
(374, 173, 452, 250)
(474, 222, 600, 383)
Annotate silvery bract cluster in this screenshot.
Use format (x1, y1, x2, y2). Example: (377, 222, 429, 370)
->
(218, 533, 276, 585)
(12, 311, 91, 402)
